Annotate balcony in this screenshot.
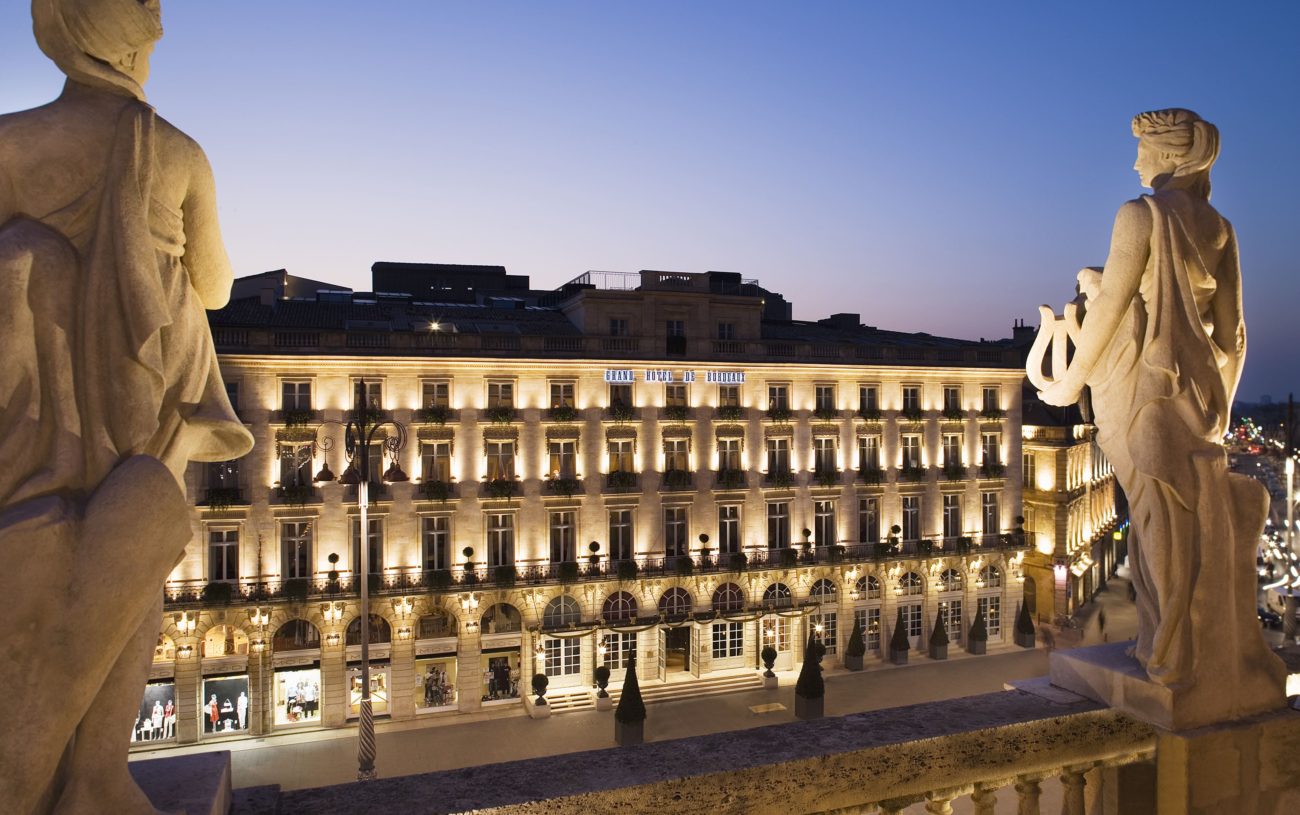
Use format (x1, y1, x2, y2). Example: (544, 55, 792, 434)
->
(764, 405, 793, 423)
(660, 469, 693, 491)
(201, 487, 247, 509)
(604, 471, 639, 494)
(543, 475, 583, 497)
(660, 405, 691, 423)
(415, 480, 456, 502)
(543, 405, 580, 423)
(604, 403, 638, 423)
(274, 484, 319, 506)
(979, 461, 1007, 479)
(812, 468, 842, 488)
(898, 464, 928, 483)
(941, 406, 967, 421)
(481, 477, 520, 500)
(764, 469, 794, 489)
(856, 407, 883, 422)
(857, 465, 885, 485)
(941, 463, 968, 481)
(274, 408, 321, 427)
(483, 405, 517, 424)
(899, 406, 926, 424)
(712, 469, 747, 490)
(414, 406, 457, 425)
(714, 405, 746, 421)
(812, 406, 841, 421)
(980, 406, 1007, 420)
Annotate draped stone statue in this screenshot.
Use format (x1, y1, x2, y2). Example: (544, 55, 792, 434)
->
(1028, 109, 1285, 726)
(0, 2, 253, 811)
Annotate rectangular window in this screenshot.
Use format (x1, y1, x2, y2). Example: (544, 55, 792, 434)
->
(901, 385, 921, 413)
(943, 494, 962, 539)
(766, 437, 790, 474)
(767, 384, 789, 411)
(812, 612, 838, 655)
(859, 434, 881, 469)
(943, 433, 962, 467)
(421, 379, 450, 409)
(982, 492, 1000, 535)
(664, 507, 688, 557)
(762, 617, 791, 651)
(901, 434, 922, 469)
(940, 599, 964, 643)
(858, 497, 880, 543)
(486, 441, 515, 480)
(208, 528, 239, 583)
(902, 603, 923, 638)
(547, 440, 576, 479)
(665, 383, 688, 408)
(717, 322, 735, 340)
(608, 383, 633, 408)
(351, 379, 383, 411)
(711, 622, 744, 658)
(718, 384, 741, 408)
(603, 632, 637, 669)
(281, 380, 312, 411)
(609, 510, 633, 561)
(350, 517, 384, 575)
(281, 521, 312, 580)
(549, 381, 575, 409)
(718, 505, 741, 554)
(549, 510, 576, 563)
(279, 443, 313, 488)
(982, 386, 1001, 413)
(544, 638, 581, 676)
(815, 385, 836, 412)
(608, 439, 633, 473)
(1023, 452, 1036, 487)
(767, 502, 790, 549)
(982, 432, 1002, 466)
(979, 596, 1002, 637)
(487, 381, 514, 409)
(421, 516, 450, 571)
(814, 500, 836, 545)
(855, 607, 882, 653)
(813, 437, 836, 474)
(486, 514, 514, 567)
(859, 384, 879, 413)
(664, 438, 689, 473)
(901, 495, 921, 541)
(609, 317, 629, 337)
(717, 438, 742, 471)
(666, 319, 686, 337)
(943, 386, 961, 413)
(420, 441, 452, 483)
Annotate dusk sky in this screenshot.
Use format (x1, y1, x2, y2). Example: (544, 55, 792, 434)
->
(2, 2, 1297, 400)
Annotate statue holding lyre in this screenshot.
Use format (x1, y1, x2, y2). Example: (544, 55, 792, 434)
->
(1029, 109, 1284, 725)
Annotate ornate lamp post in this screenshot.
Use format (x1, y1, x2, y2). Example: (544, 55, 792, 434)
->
(314, 380, 408, 781)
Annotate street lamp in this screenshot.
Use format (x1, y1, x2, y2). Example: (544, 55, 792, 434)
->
(314, 380, 408, 781)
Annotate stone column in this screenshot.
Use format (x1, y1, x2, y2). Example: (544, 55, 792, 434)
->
(388, 634, 416, 721)
(458, 628, 482, 713)
(320, 644, 346, 727)
(174, 650, 200, 744)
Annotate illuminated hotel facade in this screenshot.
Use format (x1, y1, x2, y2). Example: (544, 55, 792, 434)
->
(141, 265, 1032, 746)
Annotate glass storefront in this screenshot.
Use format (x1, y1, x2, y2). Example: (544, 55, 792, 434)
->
(274, 667, 321, 726)
(415, 656, 457, 710)
(481, 649, 521, 702)
(348, 664, 391, 718)
(132, 681, 177, 743)
(201, 674, 250, 736)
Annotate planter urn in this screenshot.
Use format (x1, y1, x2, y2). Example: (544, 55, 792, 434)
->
(929, 642, 948, 660)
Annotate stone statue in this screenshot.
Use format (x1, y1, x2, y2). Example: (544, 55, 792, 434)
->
(1028, 109, 1285, 722)
(0, 2, 252, 811)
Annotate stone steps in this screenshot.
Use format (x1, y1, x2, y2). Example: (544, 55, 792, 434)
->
(609, 672, 762, 706)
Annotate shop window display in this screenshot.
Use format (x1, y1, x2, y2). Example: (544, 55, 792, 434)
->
(202, 675, 250, 735)
(272, 619, 320, 652)
(415, 657, 457, 709)
(274, 668, 321, 726)
(481, 653, 521, 701)
(202, 625, 249, 658)
(480, 603, 521, 634)
(131, 681, 176, 743)
(348, 666, 390, 717)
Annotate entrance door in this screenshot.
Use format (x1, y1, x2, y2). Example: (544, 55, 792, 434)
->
(657, 629, 667, 681)
(664, 627, 690, 673)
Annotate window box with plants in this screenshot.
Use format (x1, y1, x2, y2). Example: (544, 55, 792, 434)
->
(812, 406, 840, 421)
(483, 477, 519, 500)
(418, 479, 455, 502)
(201, 581, 235, 605)
(544, 404, 579, 423)
(661, 469, 692, 491)
(615, 559, 639, 582)
(277, 484, 315, 506)
(715, 405, 745, 421)
(661, 404, 690, 423)
(856, 407, 883, 421)
(941, 406, 966, 421)
(714, 468, 745, 490)
(203, 487, 244, 510)
(900, 406, 926, 423)
(764, 469, 793, 489)
(941, 463, 966, 481)
(281, 408, 317, 428)
(979, 461, 1006, 479)
(416, 405, 452, 425)
(544, 474, 582, 497)
(979, 406, 1005, 420)
(493, 564, 518, 588)
(557, 561, 580, 583)
(764, 405, 792, 423)
(814, 468, 840, 488)
(858, 465, 884, 485)
(605, 402, 636, 423)
(899, 464, 927, 482)
(794, 633, 826, 720)
(605, 471, 638, 493)
(484, 405, 517, 424)
(728, 551, 748, 573)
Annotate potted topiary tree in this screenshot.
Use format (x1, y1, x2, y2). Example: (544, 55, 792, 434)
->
(760, 644, 779, 689)
(794, 633, 826, 720)
(615, 655, 646, 746)
(593, 664, 612, 711)
(843, 619, 866, 670)
(967, 607, 988, 654)
(530, 672, 551, 719)
(929, 612, 949, 660)
(889, 607, 910, 665)
(1014, 602, 1037, 648)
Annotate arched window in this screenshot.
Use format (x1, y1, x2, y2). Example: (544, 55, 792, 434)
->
(201, 625, 249, 658)
(658, 587, 693, 618)
(939, 568, 963, 592)
(346, 614, 392, 646)
(272, 619, 320, 652)
(856, 575, 881, 600)
(810, 578, 837, 601)
(712, 582, 744, 613)
(899, 571, 924, 596)
(542, 595, 582, 629)
(481, 603, 521, 634)
(417, 609, 456, 639)
(602, 591, 638, 622)
(762, 582, 792, 608)
(980, 565, 1003, 589)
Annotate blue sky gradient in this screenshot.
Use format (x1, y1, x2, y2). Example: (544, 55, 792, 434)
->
(2, 1, 1296, 399)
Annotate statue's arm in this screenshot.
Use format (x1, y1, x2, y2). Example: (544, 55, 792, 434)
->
(1039, 200, 1150, 404)
(180, 141, 235, 309)
(1210, 230, 1246, 403)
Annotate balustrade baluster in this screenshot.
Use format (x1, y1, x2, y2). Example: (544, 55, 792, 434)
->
(1059, 767, 1087, 815)
(924, 790, 957, 814)
(1014, 776, 1042, 815)
(971, 786, 998, 815)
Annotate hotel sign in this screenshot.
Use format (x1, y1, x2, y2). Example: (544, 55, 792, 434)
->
(604, 369, 745, 384)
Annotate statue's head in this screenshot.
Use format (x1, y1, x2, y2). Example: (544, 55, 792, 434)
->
(32, 0, 163, 102)
(1131, 108, 1220, 198)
